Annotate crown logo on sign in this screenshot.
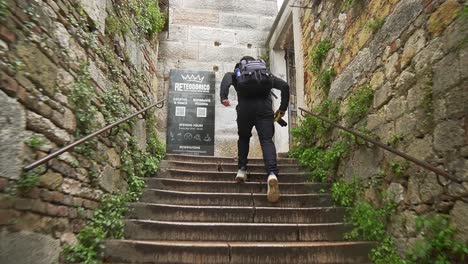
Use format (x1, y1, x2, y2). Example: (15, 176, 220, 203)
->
(181, 74, 205, 83)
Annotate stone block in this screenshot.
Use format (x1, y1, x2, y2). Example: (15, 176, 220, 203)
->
(433, 84, 468, 121)
(39, 171, 63, 190)
(387, 183, 405, 204)
(413, 39, 444, 74)
(220, 13, 259, 30)
(433, 120, 464, 153)
(172, 8, 219, 26)
(433, 52, 461, 95)
(166, 24, 189, 42)
(373, 83, 393, 109)
(159, 41, 199, 61)
(395, 70, 416, 92)
(385, 52, 400, 79)
(26, 111, 71, 146)
(427, 0, 461, 37)
(235, 29, 268, 46)
(99, 165, 123, 193)
(342, 146, 384, 181)
(16, 43, 58, 96)
(385, 96, 407, 121)
(198, 44, 255, 62)
(369, 0, 423, 55)
(404, 136, 434, 161)
(329, 48, 373, 100)
(401, 29, 426, 69)
(189, 26, 236, 45)
(79, 0, 107, 33)
(450, 201, 468, 242)
(0, 231, 60, 264)
(394, 112, 417, 137)
(0, 91, 25, 180)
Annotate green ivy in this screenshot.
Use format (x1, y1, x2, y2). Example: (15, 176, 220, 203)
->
(406, 214, 468, 264)
(310, 39, 333, 73)
(317, 68, 336, 96)
(290, 100, 340, 147)
(16, 166, 46, 194)
(331, 177, 362, 207)
(291, 139, 350, 183)
(105, 0, 166, 40)
(70, 64, 99, 157)
(345, 200, 396, 241)
(102, 85, 132, 129)
(371, 237, 407, 264)
(345, 84, 374, 124)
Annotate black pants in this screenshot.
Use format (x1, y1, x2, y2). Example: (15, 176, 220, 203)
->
(236, 103, 278, 176)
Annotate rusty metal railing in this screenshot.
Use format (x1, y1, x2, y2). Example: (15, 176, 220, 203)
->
(24, 98, 166, 171)
(299, 107, 463, 184)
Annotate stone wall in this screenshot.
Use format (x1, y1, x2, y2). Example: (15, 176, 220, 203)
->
(0, 0, 163, 263)
(300, 0, 467, 247)
(157, 0, 278, 157)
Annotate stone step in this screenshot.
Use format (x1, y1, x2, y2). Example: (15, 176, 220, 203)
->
(156, 169, 308, 183)
(104, 240, 373, 264)
(144, 178, 329, 194)
(160, 160, 303, 173)
(140, 189, 333, 207)
(127, 203, 346, 223)
(123, 220, 349, 241)
(165, 154, 298, 164)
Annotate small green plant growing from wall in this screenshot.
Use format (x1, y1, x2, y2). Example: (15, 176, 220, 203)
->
(105, 0, 166, 40)
(65, 135, 165, 263)
(331, 177, 362, 207)
(310, 39, 333, 73)
(69, 64, 99, 157)
(345, 84, 374, 124)
(15, 166, 46, 194)
(406, 214, 468, 263)
(366, 18, 386, 32)
(387, 134, 404, 148)
(317, 68, 336, 96)
(25, 135, 47, 150)
(389, 161, 409, 178)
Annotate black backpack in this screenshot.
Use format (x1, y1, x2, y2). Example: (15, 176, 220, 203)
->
(234, 59, 273, 97)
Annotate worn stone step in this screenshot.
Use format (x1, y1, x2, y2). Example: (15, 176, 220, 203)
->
(160, 160, 303, 173)
(104, 240, 373, 264)
(127, 203, 345, 223)
(140, 189, 333, 207)
(144, 178, 329, 194)
(165, 154, 298, 165)
(156, 169, 308, 183)
(123, 220, 349, 241)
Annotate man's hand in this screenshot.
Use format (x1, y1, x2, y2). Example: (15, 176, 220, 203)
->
(275, 110, 285, 119)
(222, 99, 231, 107)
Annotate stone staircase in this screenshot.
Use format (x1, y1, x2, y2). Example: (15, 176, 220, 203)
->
(104, 154, 373, 263)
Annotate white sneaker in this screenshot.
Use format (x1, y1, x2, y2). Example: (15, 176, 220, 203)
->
(267, 173, 280, 203)
(235, 168, 247, 183)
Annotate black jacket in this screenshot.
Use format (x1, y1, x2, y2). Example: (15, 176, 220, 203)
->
(220, 72, 290, 112)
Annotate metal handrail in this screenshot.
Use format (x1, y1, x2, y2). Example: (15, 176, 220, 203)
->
(24, 98, 166, 171)
(298, 107, 463, 184)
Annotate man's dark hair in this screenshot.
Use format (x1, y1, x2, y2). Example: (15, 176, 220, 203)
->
(240, 56, 255, 61)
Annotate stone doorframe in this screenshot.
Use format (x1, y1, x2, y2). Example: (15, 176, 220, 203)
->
(267, 0, 305, 153)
